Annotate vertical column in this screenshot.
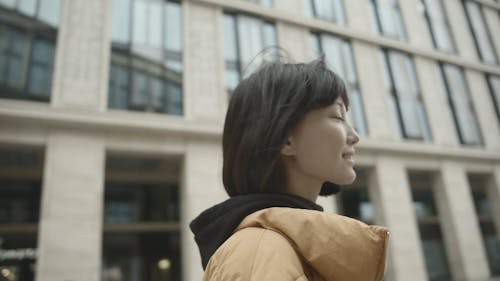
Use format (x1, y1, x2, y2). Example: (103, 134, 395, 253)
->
(434, 161, 490, 280)
(353, 42, 399, 141)
(465, 70, 500, 150)
(276, 23, 310, 62)
(184, 1, 226, 122)
(442, 0, 478, 61)
(51, 0, 111, 111)
(181, 140, 227, 281)
(274, 0, 303, 15)
(36, 133, 105, 281)
(414, 57, 459, 146)
(369, 157, 427, 281)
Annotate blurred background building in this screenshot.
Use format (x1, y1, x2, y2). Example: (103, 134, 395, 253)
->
(0, 0, 499, 280)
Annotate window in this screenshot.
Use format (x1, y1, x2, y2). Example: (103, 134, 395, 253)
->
(311, 33, 368, 136)
(243, 0, 273, 7)
(440, 63, 483, 145)
(380, 49, 431, 141)
(409, 171, 452, 281)
(463, 0, 497, 64)
(336, 168, 375, 224)
(108, 0, 183, 115)
(468, 174, 500, 276)
(302, 0, 346, 24)
(487, 75, 500, 122)
(103, 154, 181, 281)
(0, 146, 45, 281)
(222, 13, 277, 92)
(423, 0, 456, 52)
(0, 0, 60, 101)
(369, 0, 406, 40)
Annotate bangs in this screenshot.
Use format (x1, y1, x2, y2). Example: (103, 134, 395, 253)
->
(302, 60, 349, 111)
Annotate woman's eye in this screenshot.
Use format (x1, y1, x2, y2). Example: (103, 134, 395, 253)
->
(331, 116, 345, 121)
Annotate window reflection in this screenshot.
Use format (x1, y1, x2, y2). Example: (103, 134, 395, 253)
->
(440, 63, 483, 145)
(0, 0, 59, 101)
(423, 0, 455, 53)
(370, 0, 406, 40)
(302, 0, 345, 24)
(381, 50, 431, 142)
(463, 0, 497, 64)
(222, 13, 277, 92)
(109, 0, 183, 115)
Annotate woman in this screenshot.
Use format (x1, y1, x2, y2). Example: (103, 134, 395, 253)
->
(190, 59, 389, 281)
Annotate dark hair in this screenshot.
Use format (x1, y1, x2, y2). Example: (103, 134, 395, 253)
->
(222, 58, 349, 197)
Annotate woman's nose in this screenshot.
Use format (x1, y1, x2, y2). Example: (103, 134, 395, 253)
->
(347, 126, 360, 145)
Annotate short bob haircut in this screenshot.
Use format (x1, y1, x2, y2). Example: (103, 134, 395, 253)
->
(222, 58, 349, 197)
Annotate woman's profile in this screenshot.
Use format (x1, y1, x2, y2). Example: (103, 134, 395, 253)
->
(190, 58, 389, 281)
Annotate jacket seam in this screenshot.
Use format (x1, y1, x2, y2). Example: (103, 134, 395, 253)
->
(248, 228, 267, 280)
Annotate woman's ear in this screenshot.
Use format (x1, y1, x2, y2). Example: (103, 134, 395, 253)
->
(280, 137, 295, 156)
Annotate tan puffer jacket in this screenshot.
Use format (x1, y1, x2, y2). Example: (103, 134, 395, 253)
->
(203, 207, 389, 281)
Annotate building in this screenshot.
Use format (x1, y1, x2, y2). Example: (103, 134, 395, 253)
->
(0, 0, 499, 280)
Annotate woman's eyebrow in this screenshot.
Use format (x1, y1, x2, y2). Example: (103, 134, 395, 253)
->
(333, 102, 346, 112)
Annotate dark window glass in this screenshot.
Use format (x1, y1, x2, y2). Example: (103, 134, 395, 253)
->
(440, 63, 483, 145)
(0, 181, 41, 224)
(338, 188, 374, 223)
(0, 0, 59, 101)
(102, 233, 181, 281)
(0, 235, 37, 281)
(104, 183, 179, 223)
(409, 171, 452, 281)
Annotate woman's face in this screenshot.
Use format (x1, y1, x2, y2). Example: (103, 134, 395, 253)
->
(282, 98, 360, 186)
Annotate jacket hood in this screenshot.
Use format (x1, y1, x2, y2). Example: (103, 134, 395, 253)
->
(189, 193, 323, 269)
(237, 207, 390, 281)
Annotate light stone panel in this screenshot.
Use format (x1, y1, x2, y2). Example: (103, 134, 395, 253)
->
(352, 42, 399, 141)
(443, 0, 479, 61)
(274, 0, 303, 15)
(277, 22, 311, 62)
(434, 161, 490, 280)
(369, 157, 427, 281)
(36, 133, 105, 281)
(181, 139, 227, 281)
(464, 69, 500, 150)
(414, 57, 459, 146)
(343, 0, 373, 32)
(51, 0, 111, 111)
(399, 0, 433, 49)
(184, 1, 226, 121)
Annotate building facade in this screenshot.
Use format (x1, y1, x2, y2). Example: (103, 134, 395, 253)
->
(0, 0, 499, 281)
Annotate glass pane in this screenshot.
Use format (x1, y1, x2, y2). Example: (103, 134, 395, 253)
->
(480, 222, 500, 275)
(164, 1, 182, 52)
(132, 71, 149, 108)
(488, 75, 500, 119)
(224, 68, 239, 91)
(465, 1, 497, 64)
(0, 0, 16, 8)
(314, 0, 335, 21)
(443, 64, 482, 144)
(7, 28, 29, 89)
(223, 14, 238, 62)
(309, 33, 321, 59)
(339, 188, 373, 222)
(151, 76, 165, 112)
(28, 39, 55, 98)
(425, 0, 454, 52)
(108, 64, 129, 109)
(262, 23, 277, 61)
(377, 0, 405, 39)
(419, 225, 452, 281)
(0, 234, 38, 281)
(111, 0, 131, 44)
(19, 0, 37, 16)
(412, 189, 437, 219)
(133, 0, 147, 45)
(237, 15, 264, 78)
(322, 35, 344, 77)
(350, 89, 368, 136)
(38, 0, 61, 27)
(302, 0, 314, 17)
(149, 1, 162, 48)
(166, 81, 182, 115)
(0, 27, 7, 84)
(0, 180, 41, 223)
(102, 233, 181, 281)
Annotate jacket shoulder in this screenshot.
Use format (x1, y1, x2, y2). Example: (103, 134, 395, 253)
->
(204, 227, 308, 281)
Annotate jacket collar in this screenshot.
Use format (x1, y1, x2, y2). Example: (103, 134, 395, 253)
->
(235, 207, 389, 281)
